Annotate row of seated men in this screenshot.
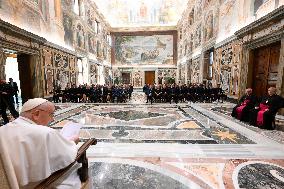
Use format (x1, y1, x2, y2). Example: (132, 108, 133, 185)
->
(53, 83, 134, 103)
(231, 87, 284, 130)
(143, 83, 227, 104)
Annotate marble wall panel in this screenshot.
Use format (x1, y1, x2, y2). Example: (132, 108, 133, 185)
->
(133, 70, 143, 87)
(41, 46, 77, 96)
(213, 40, 242, 96)
(191, 58, 201, 83)
(157, 68, 177, 84)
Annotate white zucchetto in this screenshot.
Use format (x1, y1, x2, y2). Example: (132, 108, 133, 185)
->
(20, 98, 48, 113)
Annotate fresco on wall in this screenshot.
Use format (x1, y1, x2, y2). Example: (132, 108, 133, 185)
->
(204, 11, 213, 41)
(76, 24, 85, 49)
(62, 0, 73, 8)
(88, 34, 96, 54)
(194, 0, 202, 21)
(63, 13, 74, 47)
(93, 0, 188, 27)
(203, 0, 212, 9)
(114, 35, 174, 65)
(218, 0, 236, 38)
(194, 25, 201, 49)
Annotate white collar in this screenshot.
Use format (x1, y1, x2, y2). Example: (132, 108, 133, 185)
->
(14, 116, 37, 125)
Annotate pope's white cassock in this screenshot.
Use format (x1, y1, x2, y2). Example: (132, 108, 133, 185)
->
(0, 116, 81, 189)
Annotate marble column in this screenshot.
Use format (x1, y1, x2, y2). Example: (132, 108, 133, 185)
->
(0, 49, 7, 80)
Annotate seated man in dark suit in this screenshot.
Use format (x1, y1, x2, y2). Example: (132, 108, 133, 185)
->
(231, 88, 257, 122)
(249, 87, 284, 130)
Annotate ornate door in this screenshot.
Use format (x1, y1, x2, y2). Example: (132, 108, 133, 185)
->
(253, 42, 280, 97)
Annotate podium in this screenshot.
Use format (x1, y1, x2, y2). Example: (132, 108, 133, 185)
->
(35, 138, 97, 189)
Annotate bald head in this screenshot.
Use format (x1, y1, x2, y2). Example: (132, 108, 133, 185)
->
(268, 87, 277, 96)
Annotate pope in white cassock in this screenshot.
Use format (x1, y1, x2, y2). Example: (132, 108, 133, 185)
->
(0, 98, 81, 189)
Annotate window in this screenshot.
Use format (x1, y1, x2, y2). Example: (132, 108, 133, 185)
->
(208, 51, 214, 79)
(73, 0, 79, 15)
(254, 0, 269, 13)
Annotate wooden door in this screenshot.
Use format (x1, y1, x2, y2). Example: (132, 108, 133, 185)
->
(252, 42, 281, 97)
(145, 71, 155, 85)
(267, 43, 281, 88)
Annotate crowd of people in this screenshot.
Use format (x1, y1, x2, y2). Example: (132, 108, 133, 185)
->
(0, 84, 284, 188)
(53, 83, 134, 103)
(231, 87, 284, 130)
(143, 83, 227, 104)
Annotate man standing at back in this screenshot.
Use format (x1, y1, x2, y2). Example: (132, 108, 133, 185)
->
(0, 79, 19, 124)
(0, 98, 81, 188)
(8, 78, 19, 104)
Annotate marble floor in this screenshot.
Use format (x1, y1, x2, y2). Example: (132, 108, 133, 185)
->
(49, 93, 284, 189)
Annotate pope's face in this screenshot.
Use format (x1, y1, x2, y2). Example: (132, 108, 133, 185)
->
(33, 104, 55, 126)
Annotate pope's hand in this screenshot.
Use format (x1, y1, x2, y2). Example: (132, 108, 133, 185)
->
(68, 135, 80, 144)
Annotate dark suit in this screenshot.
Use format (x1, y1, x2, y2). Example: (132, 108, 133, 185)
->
(0, 82, 19, 124)
(8, 81, 19, 104)
(249, 94, 284, 129)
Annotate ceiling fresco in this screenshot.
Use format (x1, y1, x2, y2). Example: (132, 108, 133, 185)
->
(92, 0, 189, 28)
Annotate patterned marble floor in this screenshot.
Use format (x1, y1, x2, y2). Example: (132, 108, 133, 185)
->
(50, 95, 284, 189)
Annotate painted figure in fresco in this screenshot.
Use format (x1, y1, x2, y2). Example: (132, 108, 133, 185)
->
(77, 25, 85, 48)
(141, 49, 159, 61)
(139, 1, 148, 21)
(205, 12, 213, 41)
(63, 15, 74, 47)
(88, 35, 95, 54)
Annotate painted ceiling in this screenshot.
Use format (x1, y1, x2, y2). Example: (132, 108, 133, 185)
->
(92, 0, 189, 28)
